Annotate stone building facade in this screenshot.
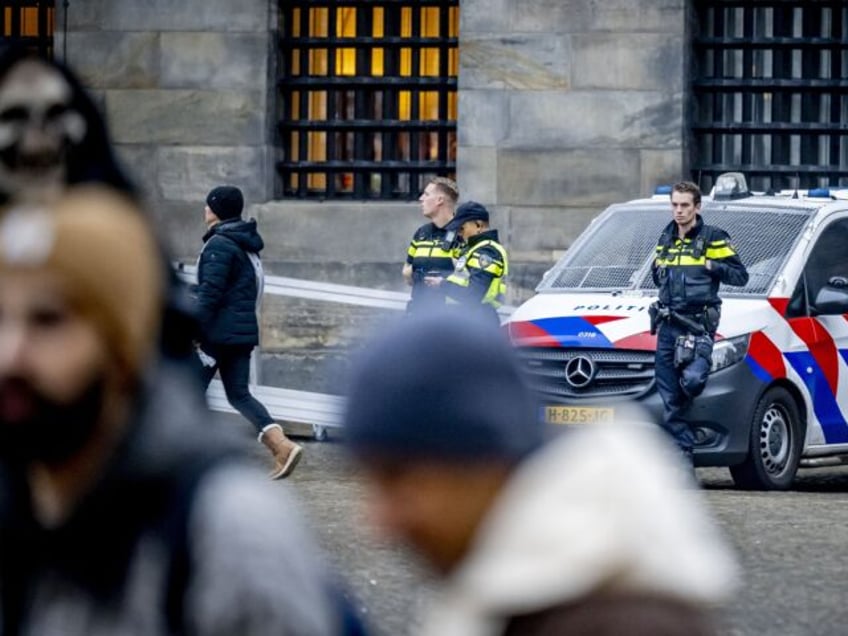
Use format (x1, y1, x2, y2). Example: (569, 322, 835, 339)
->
(58, 0, 277, 259)
(57, 0, 689, 391)
(458, 0, 686, 270)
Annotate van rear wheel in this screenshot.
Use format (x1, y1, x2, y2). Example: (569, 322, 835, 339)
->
(729, 387, 802, 490)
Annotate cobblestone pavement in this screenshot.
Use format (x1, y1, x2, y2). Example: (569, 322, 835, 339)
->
(274, 430, 848, 636)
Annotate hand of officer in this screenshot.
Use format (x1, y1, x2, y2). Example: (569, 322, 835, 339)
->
(424, 276, 443, 287)
(705, 259, 712, 271)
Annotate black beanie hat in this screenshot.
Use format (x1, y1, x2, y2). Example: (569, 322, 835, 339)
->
(344, 307, 544, 462)
(206, 185, 244, 221)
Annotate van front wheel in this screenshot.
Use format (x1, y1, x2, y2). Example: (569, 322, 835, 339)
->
(729, 387, 802, 490)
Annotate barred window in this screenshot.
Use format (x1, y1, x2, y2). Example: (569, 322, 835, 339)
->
(0, 0, 54, 57)
(277, 0, 458, 199)
(692, 2, 848, 192)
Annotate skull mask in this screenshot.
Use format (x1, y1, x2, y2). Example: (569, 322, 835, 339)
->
(0, 58, 87, 205)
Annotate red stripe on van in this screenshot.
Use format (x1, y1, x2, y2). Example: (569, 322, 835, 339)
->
(788, 317, 839, 395)
(613, 332, 657, 351)
(748, 331, 785, 380)
(583, 315, 626, 325)
(507, 320, 560, 348)
(768, 297, 789, 316)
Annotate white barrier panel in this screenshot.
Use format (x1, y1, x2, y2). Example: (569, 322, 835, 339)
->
(176, 262, 514, 316)
(206, 380, 344, 441)
(177, 263, 409, 310)
(179, 262, 513, 438)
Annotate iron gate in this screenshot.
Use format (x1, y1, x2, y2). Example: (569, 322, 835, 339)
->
(692, 1, 848, 191)
(277, 0, 458, 200)
(0, 0, 53, 57)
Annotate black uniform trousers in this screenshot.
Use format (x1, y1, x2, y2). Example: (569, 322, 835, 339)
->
(654, 320, 711, 454)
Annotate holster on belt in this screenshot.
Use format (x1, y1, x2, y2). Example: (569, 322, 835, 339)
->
(649, 302, 668, 335)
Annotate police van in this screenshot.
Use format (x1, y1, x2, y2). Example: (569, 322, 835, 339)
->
(506, 173, 848, 490)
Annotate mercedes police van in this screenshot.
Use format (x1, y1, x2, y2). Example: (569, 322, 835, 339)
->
(507, 173, 848, 490)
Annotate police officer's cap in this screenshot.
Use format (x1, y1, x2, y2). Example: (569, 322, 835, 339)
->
(446, 201, 489, 231)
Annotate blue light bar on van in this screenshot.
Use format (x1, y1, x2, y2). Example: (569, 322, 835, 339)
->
(654, 185, 672, 195)
(808, 188, 831, 198)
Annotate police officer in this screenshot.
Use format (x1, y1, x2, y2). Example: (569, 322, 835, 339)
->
(651, 181, 748, 461)
(427, 201, 508, 324)
(403, 177, 459, 313)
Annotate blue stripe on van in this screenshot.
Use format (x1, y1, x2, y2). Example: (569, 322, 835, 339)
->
(528, 317, 614, 349)
(744, 355, 774, 384)
(785, 351, 848, 444)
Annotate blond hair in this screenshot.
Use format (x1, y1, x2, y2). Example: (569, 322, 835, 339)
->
(429, 177, 459, 204)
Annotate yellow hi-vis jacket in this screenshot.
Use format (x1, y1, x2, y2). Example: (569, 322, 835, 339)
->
(445, 230, 508, 309)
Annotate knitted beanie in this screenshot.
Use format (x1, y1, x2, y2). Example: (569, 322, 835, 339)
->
(344, 307, 543, 462)
(206, 185, 244, 221)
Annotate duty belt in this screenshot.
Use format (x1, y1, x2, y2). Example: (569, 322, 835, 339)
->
(668, 311, 706, 335)
(649, 304, 707, 336)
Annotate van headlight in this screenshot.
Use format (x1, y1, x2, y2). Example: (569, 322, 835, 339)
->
(710, 334, 750, 373)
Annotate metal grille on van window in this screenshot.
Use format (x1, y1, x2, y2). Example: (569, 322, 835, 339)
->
(541, 204, 811, 297)
(543, 206, 668, 292)
(516, 348, 655, 401)
(693, 206, 812, 295)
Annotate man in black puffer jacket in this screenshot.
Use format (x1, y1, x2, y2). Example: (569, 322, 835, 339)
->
(195, 185, 302, 479)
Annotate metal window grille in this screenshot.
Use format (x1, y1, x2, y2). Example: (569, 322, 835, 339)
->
(691, 1, 848, 191)
(0, 0, 54, 58)
(277, 0, 458, 199)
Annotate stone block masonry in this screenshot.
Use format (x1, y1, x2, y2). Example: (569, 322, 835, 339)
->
(56, 0, 691, 393)
(58, 0, 276, 230)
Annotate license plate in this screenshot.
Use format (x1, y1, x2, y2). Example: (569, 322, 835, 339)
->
(544, 406, 614, 425)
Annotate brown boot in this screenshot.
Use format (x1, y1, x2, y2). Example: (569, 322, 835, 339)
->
(258, 424, 302, 479)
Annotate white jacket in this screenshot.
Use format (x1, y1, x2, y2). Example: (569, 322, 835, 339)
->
(419, 421, 740, 636)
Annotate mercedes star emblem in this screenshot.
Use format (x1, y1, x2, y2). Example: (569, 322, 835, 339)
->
(564, 355, 595, 388)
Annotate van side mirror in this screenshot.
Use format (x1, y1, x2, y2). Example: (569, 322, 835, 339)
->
(811, 277, 848, 315)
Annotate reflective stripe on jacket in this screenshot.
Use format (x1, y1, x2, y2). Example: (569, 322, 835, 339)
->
(407, 238, 456, 270)
(445, 231, 508, 309)
(406, 222, 457, 311)
(650, 216, 749, 312)
(406, 223, 456, 278)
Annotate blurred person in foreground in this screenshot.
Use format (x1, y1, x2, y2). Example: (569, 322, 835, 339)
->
(0, 46, 133, 207)
(344, 308, 738, 636)
(0, 45, 197, 362)
(0, 187, 361, 635)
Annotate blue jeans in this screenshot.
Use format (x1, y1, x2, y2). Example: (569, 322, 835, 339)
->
(198, 344, 274, 434)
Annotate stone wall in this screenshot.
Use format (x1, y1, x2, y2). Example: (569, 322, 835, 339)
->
(56, 0, 690, 285)
(56, 0, 277, 261)
(457, 0, 687, 263)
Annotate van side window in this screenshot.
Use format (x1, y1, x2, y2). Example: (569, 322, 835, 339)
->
(787, 218, 848, 318)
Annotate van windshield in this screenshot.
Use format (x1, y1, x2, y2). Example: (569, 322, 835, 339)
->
(538, 202, 810, 296)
